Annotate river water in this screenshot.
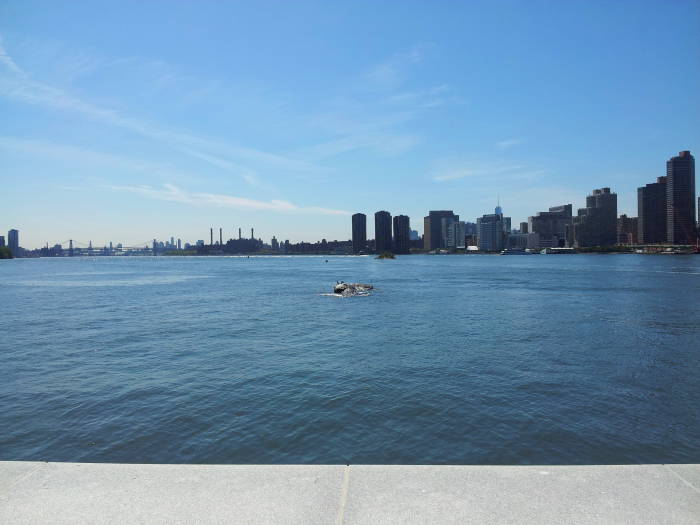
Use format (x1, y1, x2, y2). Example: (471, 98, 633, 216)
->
(1, 254, 698, 464)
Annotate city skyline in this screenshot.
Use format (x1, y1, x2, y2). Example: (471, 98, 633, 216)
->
(6, 149, 696, 255)
(2, 1, 700, 248)
(4, 149, 698, 253)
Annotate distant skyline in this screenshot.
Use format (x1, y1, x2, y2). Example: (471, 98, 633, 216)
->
(1, 1, 699, 249)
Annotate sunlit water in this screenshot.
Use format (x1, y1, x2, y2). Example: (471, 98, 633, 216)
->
(1, 254, 699, 464)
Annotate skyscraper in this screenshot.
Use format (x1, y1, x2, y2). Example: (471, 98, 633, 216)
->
(666, 151, 696, 245)
(0, 236, 5, 247)
(477, 211, 507, 252)
(392, 215, 410, 254)
(446, 221, 467, 250)
(351, 213, 367, 254)
(423, 211, 458, 251)
(637, 176, 667, 244)
(8, 229, 19, 256)
(374, 211, 392, 253)
(528, 204, 573, 248)
(572, 188, 617, 247)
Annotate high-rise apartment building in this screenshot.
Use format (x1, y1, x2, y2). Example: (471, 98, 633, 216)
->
(528, 204, 573, 248)
(477, 208, 509, 252)
(666, 151, 696, 245)
(374, 211, 392, 253)
(351, 213, 367, 254)
(637, 176, 667, 244)
(617, 215, 638, 245)
(446, 221, 467, 250)
(8, 229, 19, 256)
(572, 188, 617, 247)
(423, 211, 458, 251)
(440, 216, 458, 249)
(392, 215, 410, 254)
(0, 235, 5, 247)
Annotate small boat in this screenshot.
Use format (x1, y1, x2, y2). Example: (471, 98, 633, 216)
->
(500, 248, 531, 255)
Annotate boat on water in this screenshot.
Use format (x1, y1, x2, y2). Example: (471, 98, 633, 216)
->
(500, 248, 533, 255)
(540, 247, 577, 254)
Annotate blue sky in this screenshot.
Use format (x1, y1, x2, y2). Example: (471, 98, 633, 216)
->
(1, 1, 698, 249)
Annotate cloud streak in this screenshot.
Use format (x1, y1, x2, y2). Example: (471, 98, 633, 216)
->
(433, 161, 544, 182)
(0, 35, 317, 184)
(496, 138, 526, 150)
(0, 136, 196, 182)
(110, 184, 350, 215)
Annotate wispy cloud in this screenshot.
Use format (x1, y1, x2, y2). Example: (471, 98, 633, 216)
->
(110, 184, 350, 215)
(0, 34, 317, 184)
(0, 136, 347, 214)
(433, 161, 544, 183)
(496, 138, 526, 150)
(300, 45, 457, 160)
(0, 35, 23, 75)
(0, 136, 196, 183)
(363, 43, 433, 91)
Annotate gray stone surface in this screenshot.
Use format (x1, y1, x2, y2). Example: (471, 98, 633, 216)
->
(342, 465, 700, 525)
(1, 462, 699, 524)
(0, 463, 344, 524)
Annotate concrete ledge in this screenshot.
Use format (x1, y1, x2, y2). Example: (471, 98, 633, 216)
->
(1, 462, 699, 524)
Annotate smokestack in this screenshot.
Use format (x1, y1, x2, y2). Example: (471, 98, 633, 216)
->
(210, 228, 213, 246)
(219, 228, 223, 246)
(251, 228, 254, 239)
(238, 228, 242, 239)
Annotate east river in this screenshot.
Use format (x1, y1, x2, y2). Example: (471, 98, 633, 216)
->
(1, 254, 698, 464)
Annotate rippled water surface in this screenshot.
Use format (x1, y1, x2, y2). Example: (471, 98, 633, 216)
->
(1, 255, 699, 464)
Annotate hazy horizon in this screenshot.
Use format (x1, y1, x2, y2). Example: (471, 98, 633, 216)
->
(2, 1, 699, 249)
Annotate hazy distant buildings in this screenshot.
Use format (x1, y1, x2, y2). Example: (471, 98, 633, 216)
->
(507, 232, 539, 250)
(666, 151, 696, 244)
(477, 207, 509, 252)
(392, 215, 410, 254)
(8, 229, 19, 255)
(637, 176, 668, 244)
(409, 229, 419, 241)
(440, 216, 458, 249)
(572, 188, 617, 247)
(0, 235, 4, 247)
(374, 211, 392, 253)
(446, 221, 466, 250)
(528, 204, 572, 248)
(352, 213, 367, 254)
(617, 214, 638, 245)
(424, 210, 458, 251)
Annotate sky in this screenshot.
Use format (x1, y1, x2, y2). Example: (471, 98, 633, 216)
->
(1, 0, 699, 249)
